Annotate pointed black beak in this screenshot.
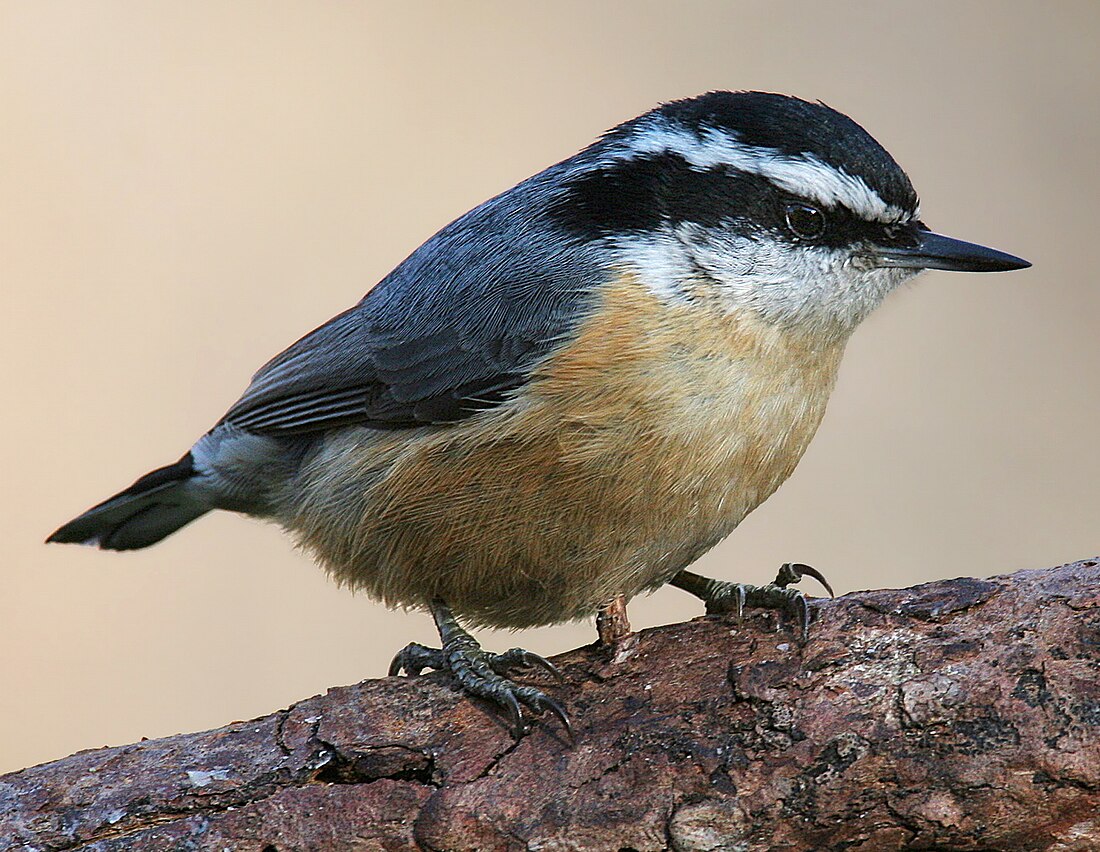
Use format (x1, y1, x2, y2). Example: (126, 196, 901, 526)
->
(875, 230, 1031, 273)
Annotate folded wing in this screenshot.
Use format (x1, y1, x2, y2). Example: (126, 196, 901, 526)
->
(221, 172, 605, 435)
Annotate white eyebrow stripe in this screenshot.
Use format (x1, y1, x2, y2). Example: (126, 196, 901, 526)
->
(608, 121, 916, 224)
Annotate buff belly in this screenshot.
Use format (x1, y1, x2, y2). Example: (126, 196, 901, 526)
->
(277, 275, 845, 629)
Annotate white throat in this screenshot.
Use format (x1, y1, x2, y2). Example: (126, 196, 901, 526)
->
(614, 225, 920, 338)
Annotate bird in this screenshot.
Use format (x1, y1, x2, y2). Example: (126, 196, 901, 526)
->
(49, 91, 1030, 737)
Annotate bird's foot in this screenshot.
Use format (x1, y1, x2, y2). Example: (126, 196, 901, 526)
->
(670, 563, 834, 642)
(388, 601, 570, 739)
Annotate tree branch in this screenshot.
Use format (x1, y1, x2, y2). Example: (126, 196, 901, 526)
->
(3, 559, 1099, 851)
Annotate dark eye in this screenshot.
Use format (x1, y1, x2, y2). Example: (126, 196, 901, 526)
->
(785, 203, 826, 239)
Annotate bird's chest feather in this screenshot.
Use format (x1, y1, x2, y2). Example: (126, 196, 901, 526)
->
(290, 275, 844, 626)
(525, 274, 845, 536)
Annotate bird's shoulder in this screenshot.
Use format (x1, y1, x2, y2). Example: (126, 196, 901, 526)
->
(220, 170, 608, 435)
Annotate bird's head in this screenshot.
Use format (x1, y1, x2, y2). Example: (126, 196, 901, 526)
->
(551, 91, 1029, 339)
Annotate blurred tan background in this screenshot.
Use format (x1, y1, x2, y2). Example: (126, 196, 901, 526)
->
(2, 1, 1097, 774)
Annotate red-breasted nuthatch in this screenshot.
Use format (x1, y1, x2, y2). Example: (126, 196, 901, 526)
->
(50, 92, 1030, 736)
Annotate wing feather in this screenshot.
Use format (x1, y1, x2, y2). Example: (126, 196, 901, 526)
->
(220, 166, 606, 435)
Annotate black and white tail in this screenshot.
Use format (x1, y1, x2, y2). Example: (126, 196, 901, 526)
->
(47, 452, 210, 550)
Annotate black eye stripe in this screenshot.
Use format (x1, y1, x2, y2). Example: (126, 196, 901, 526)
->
(550, 152, 914, 250)
(549, 152, 776, 237)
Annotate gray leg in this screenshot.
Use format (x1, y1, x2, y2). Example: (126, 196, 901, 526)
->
(389, 598, 570, 739)
(669, 562, 834, 641)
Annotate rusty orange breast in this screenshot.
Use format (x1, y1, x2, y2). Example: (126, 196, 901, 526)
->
(287, 273, 846, 628)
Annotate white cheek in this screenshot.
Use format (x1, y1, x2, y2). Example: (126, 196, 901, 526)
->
(609, 231, 697, 303)
(687, 237, 908, 333)
(612, 227, 916, 335)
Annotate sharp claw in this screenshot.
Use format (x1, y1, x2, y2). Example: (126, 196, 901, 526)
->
(681, 567, 831, 644)
(525, 652, 564, 682)
(538, 695, 573, 739)
(388, 643, 440, 677)
(502, 689, 525, 739)
(795, 594, 811, 643)
(794, 562, 835, 598)
(778, 562, 835, 598)
(398, 613, 567, 740)
(489, 648, 564, 682)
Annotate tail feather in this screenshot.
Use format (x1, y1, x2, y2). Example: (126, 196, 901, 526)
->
(48, 452, 209, 550)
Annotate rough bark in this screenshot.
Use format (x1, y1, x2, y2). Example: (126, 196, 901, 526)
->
(3, 559, 1099, 852)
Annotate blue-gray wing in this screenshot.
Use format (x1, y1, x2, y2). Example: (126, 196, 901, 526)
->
(221, 167, 606, 434)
